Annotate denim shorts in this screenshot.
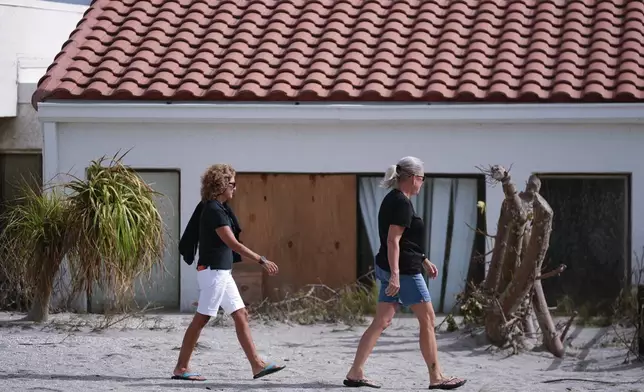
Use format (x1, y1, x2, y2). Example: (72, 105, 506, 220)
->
(375, 262, 431, 307)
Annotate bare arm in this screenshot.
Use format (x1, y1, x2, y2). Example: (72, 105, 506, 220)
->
(386, 224, 405, 274)
(215, 226, 262, 262)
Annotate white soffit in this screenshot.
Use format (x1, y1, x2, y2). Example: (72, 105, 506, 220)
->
(37, 101, 644, 125)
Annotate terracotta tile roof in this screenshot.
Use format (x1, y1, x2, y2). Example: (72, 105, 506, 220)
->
(32, 0, 644, 107)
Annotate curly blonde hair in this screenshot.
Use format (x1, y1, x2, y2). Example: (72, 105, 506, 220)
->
(200, 164, 236, 201)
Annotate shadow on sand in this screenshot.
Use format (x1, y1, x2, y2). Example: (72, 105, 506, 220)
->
(0, 372, 168, 382)
(0, 372, 345, 390)
(127, 381, 344, 389)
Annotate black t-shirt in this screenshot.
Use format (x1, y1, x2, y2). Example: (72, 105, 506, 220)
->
(375, 189, 426, 275)
(198, 200, 234, 270)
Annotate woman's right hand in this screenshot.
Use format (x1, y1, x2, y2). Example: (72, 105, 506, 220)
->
(385, 272, 400, 296)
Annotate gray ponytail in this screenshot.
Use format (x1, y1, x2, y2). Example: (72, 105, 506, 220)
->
(380, 164, 399, 189)
(380, 156, 425, 189)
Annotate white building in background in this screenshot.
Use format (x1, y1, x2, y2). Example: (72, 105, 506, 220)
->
(0, 0, 87, 202)
(12, 0, 644, 316)
(36, 103, 644, 314)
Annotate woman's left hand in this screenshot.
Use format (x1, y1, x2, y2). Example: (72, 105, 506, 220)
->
(261, 259, 279, 275)
(423, 259, 438, 279)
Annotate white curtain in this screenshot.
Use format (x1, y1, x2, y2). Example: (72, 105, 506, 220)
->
(426, 178, 453, 310)
(411, 183, 426, 220)
(358, 177, 388, 257)
(358, 177, 388, 296)
(442, 178, 478, 311)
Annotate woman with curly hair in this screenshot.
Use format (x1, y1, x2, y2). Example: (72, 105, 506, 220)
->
(172, 163, 285, 382)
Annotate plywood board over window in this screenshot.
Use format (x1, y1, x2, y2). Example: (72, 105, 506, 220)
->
(229, 174, 357, 301)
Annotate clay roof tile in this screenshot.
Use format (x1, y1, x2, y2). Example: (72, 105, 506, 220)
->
(32, 0, 644, 107)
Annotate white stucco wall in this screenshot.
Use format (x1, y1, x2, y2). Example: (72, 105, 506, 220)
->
(0, 0, 87, 117)
(0, 0, 86, 153)
(45, 117, 644, 311)
(0, 83, 44, 151)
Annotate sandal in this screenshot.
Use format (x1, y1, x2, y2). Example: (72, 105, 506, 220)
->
(253, 363, 286, 379)
(343, 378, 382, 388)
(171, 371, 206, 381)
(428, 376, 466, 390)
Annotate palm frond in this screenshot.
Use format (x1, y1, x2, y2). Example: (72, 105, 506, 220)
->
(65, 154, 166, 311)
(0, 182, 73, 309)
(1, 151, 167, 317)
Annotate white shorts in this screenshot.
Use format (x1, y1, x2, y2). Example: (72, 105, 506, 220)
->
(196, 268, 245, 317)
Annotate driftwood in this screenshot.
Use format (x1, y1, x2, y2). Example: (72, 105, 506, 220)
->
(245, 271, 379, 326)
(481, 165, 568, 357)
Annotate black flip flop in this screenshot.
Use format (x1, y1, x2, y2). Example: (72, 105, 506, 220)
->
(343, 378, 382, 388)
(253, 363, 286, 379)
(428, 377, 467, 390)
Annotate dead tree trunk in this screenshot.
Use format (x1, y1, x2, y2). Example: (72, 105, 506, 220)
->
(523, 301, 537, 339)
(499, 219, 526, 295)
(520, 215, 536, 340)
(533, 279, 564, 357)
(500, 192, 552, 315)
(484, 201, 511, 294)
(481, 166, 565, 357)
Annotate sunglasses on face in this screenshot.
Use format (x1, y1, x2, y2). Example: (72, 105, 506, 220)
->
(228, 182, 236, 189)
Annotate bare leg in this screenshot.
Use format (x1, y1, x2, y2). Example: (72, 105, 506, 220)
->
(345, 302, 397, 381)
(410, 302, 442, 382)
(231, 308, 267, 375)
(410, 302, 466, 389)
(173, 312, 210, 380)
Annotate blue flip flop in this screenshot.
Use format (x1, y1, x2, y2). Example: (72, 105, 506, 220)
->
(253, 363, 286, 379)
(171, 372, 206, 381)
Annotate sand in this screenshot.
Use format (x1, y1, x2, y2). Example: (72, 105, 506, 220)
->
(0, 311, 643, 392)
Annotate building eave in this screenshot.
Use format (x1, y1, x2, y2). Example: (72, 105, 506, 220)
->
(36, 101, 644, 125)
(0, 0, 88, 12)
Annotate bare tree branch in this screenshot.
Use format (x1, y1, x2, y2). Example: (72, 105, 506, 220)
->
(536, 264, 567, 280)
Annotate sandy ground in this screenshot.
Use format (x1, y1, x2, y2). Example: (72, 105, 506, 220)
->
(0, 311, 643, 392)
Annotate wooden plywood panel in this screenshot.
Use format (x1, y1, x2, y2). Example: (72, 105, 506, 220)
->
(229, 174, 357, 301)
(233, 270, 263, 305)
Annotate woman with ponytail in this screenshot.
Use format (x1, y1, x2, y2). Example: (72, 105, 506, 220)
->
(343, 156, 466, 390)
